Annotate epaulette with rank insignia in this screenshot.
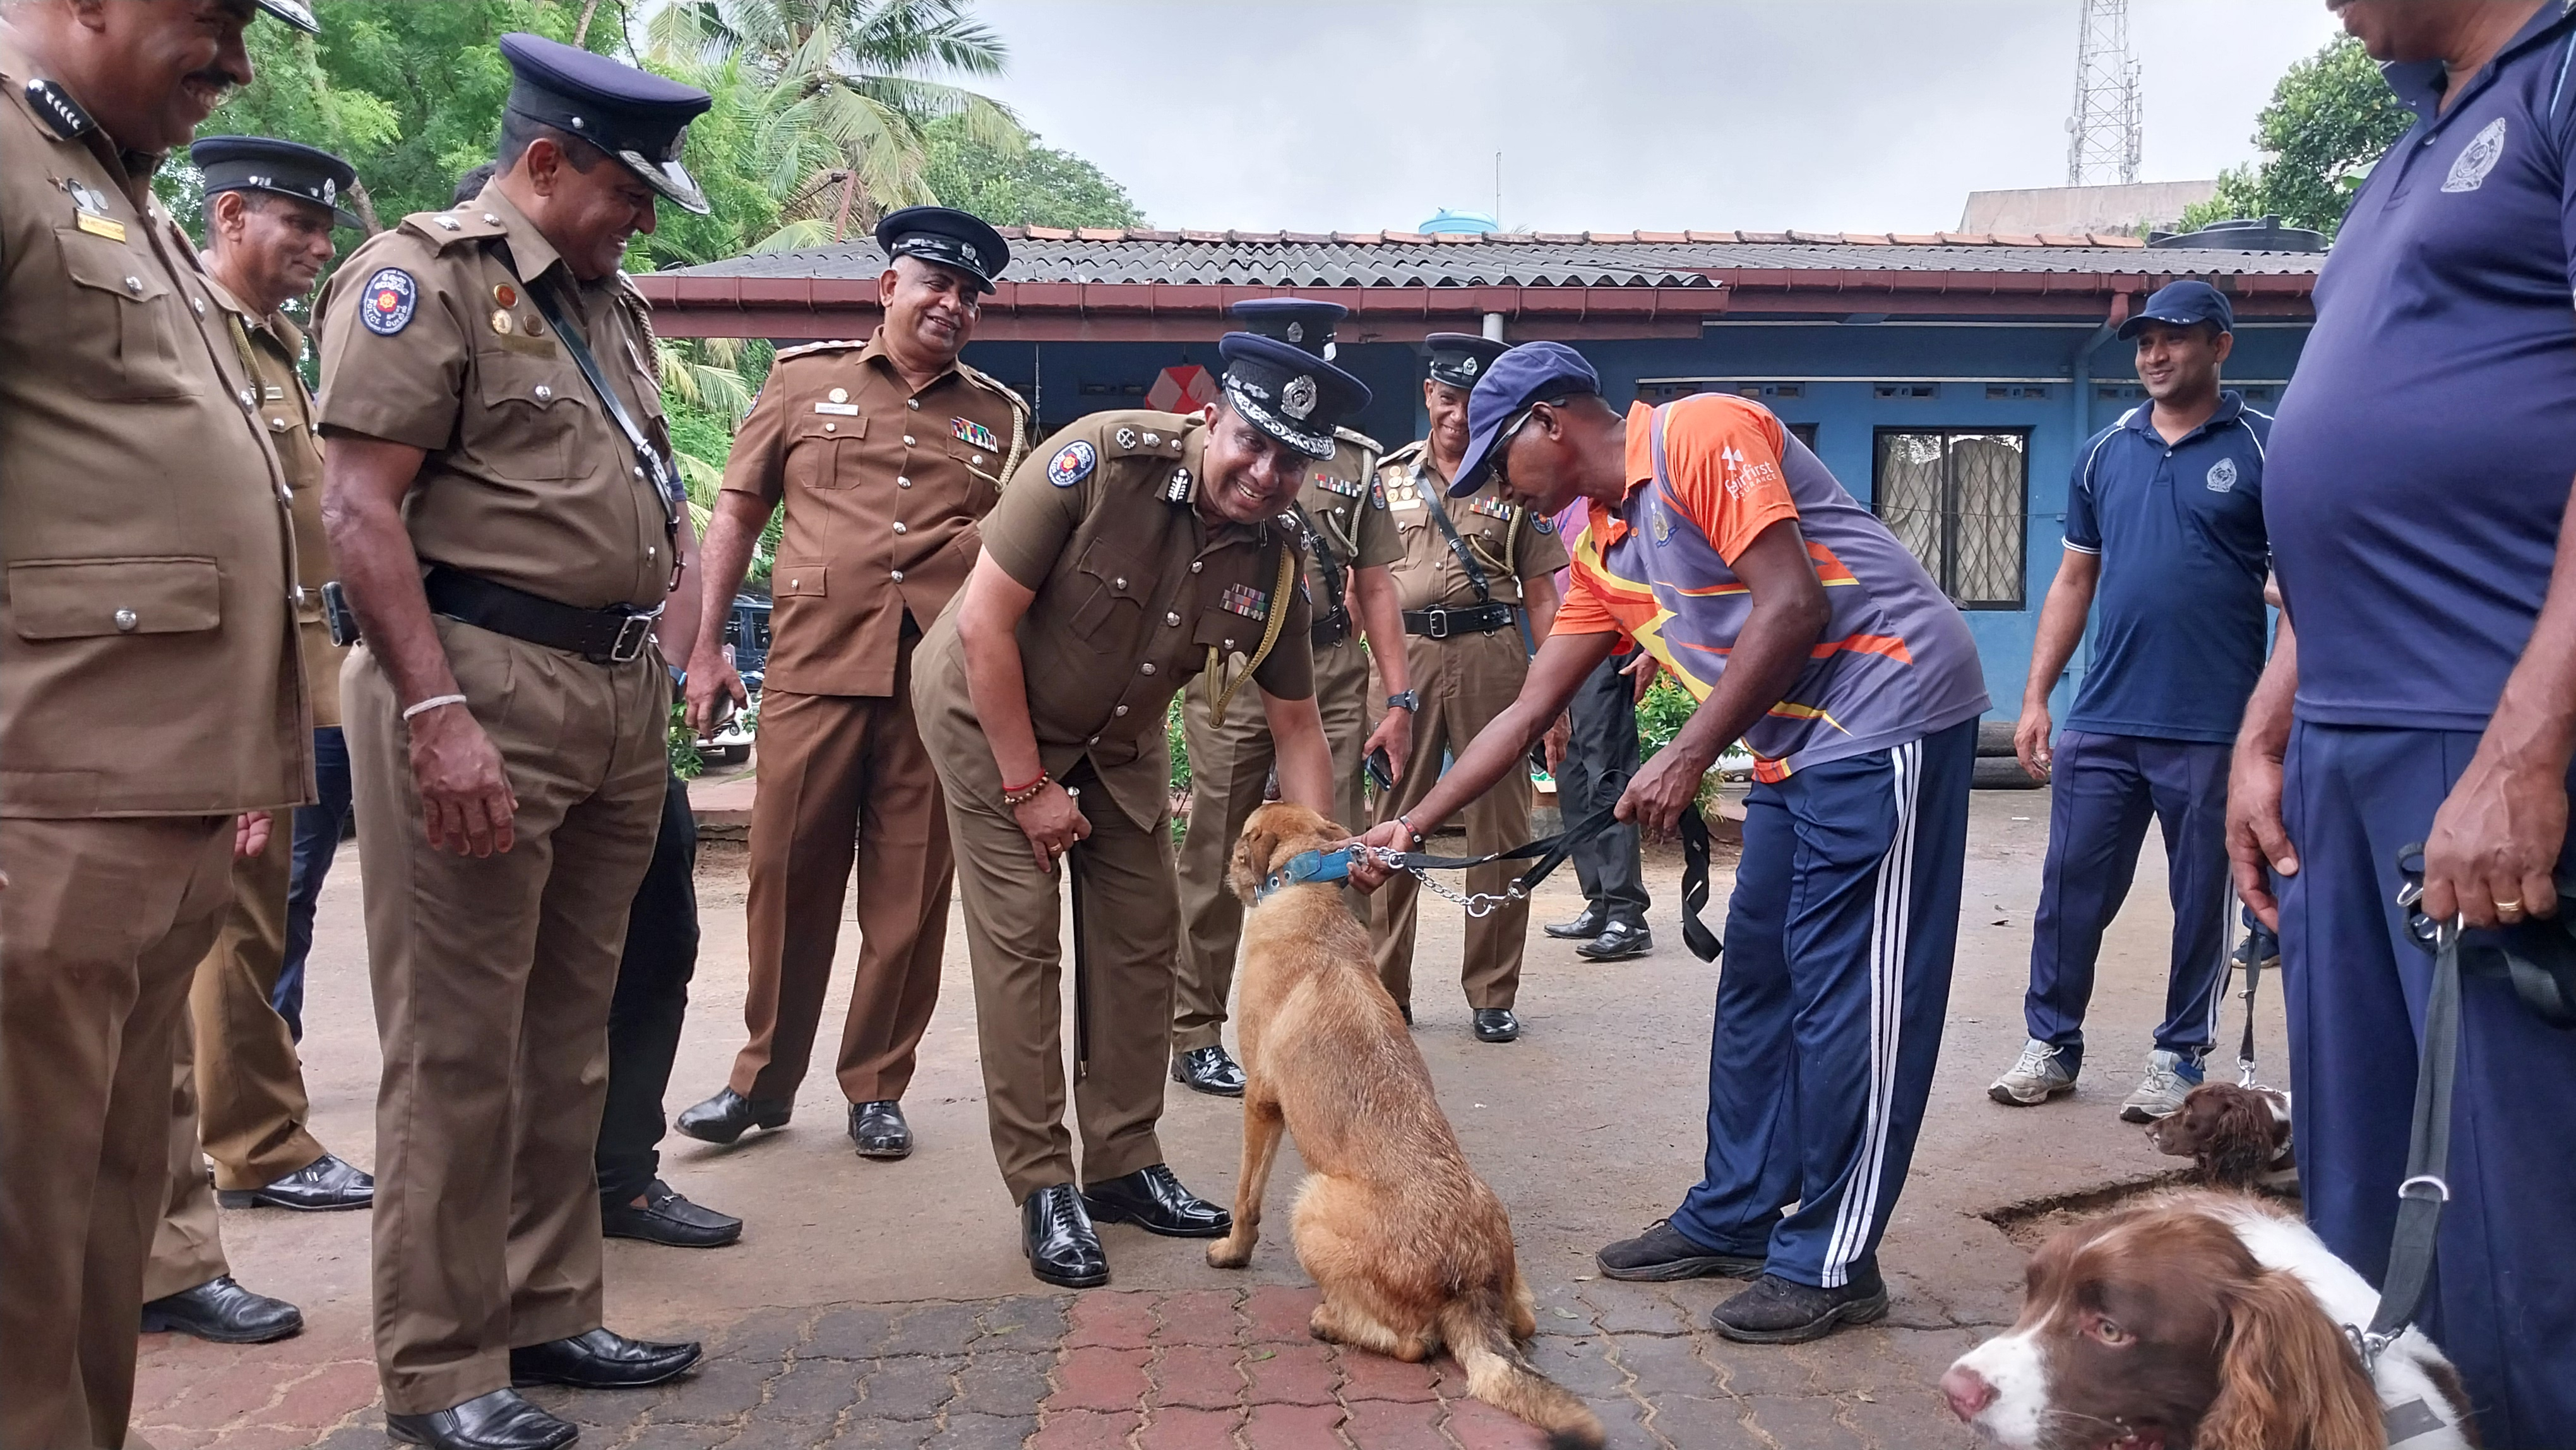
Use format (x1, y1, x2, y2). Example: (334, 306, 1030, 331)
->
(397, 207, 509, 252)
(772, 339, 868, 363)
(24, 78, 98, 141)
(1333, 424, 1383, 455)
(1378, 439, 1428, 477)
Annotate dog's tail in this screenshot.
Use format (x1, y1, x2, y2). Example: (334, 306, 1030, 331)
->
(1438, 1290, 1606, 1450)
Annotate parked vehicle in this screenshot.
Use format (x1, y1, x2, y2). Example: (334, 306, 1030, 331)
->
(694, 593, 770, 765)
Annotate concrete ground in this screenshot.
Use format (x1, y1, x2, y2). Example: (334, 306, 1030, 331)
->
(133, 778, 2284, 1449)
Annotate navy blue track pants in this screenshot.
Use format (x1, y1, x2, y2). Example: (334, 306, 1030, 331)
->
(1671, 719, 1974, 1289)
(2022, 729, 2233, 1074)
(2281, 722, 2576, 1446)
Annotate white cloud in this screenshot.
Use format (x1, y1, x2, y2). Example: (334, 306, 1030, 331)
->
(969, 0, 2346, 234)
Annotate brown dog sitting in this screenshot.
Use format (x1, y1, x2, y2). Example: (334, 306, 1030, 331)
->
(2147, 1083, 2298, 1194)
(1208, 803, 1605, 1450)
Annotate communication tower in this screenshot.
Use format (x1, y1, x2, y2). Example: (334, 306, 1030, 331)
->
(2066, 0, 2142, 187)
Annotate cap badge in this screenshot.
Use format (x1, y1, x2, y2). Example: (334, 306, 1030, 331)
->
(1049, 439, 1096, 488)
(1221, 583, 1270, 620)
(1460, 356, 1480, 377)
(361, 267, 417, 336)
(321, 177, 336, 205)
(962, 241, 980, 266)
(1285, 321, 1305, 344)
(1281, 373, 1318, 422)
(952, 416, 1000, 452)
(2205, 457, 2239, 494)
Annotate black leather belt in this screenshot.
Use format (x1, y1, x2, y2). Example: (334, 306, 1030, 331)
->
(1402, 602, 1516, 639)
(422, 563, 660, 666)
(1311, 607, 1351, 650)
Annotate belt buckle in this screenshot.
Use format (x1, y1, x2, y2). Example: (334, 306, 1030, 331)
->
(608, 611, 656, 664)
(1426, 609, 1450, 640)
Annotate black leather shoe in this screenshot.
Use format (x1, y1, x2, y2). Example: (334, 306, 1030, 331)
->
(1544, 903, 1608, 940)
(140, 1275, 302, 1343)
(1171, 1045, 1247, 1096)
(675, 1087, 792, 1145)
(1577, 920, 1655, 962)
(1022, 1183, 1109, 1288)
(848, 1099, 912, 1159)
(509, 1326, 701, 1389)
(602, 1179, 743, 1249)
(1082, 1163, 1231, 1238)
(215, 1152, 373, 1211)
(1472, 1008, 1521, 1043)
(386, 1388, 576, 1450)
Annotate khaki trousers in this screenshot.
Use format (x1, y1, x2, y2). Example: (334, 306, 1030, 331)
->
(942, 761, 1176, 1202)
(188, 835, 325, 1189)
(345, 623, 667, 1415)
(1169, 636, 1372, 1053)
(1, 815, 234, 1450)
(1371, 628, 1534, 1011)
(143, 1019, 229, 1302)
(729, 659, 951, 1106)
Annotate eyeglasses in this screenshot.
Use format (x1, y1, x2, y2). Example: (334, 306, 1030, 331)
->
(1490, 402, 1544, 488)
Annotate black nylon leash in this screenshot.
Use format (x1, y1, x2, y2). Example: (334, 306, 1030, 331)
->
(2364, 845, 2466, 1364)
(508, 258, 686, 587)
(1387, 797, 1720, 963)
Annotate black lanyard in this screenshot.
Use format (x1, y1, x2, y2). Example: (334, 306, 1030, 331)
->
(507, 256, 684, 584)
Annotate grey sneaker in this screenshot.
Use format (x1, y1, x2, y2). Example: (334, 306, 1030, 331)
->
(1988, 1039, 2076, 1106)
(2119, 1049, 2200, 1123)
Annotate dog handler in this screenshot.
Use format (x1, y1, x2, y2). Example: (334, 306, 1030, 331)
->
(914, 333, 1367, 1288)
(2233, 1, 2576, 1439)
(1352, 343, 1987, 1345)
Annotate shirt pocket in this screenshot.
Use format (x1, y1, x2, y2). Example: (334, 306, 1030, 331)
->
(942, 431, 1006, 487)
(1068, 537, 1149, 652)
(468, 350, 588, 479)
(56, 227, 199, 403)
(8, 556, 221, 640)
(789, 412, 866, 490)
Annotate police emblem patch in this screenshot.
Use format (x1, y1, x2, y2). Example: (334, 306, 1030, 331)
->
(1281, 374, 1318, 422)
(361, 267, 416, 336)
(953, 416, 1001, 452)
(1531, 513, 1554, 534)
(1049, 439, 1095, 488)
(2444, 117, 2508, 193)
(1222, 583, 1269, 619)
(2205, 457, 2239, 493)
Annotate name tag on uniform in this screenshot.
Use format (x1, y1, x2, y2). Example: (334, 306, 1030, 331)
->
(75, 211, 126, 243)
(263, 385, 285, 401)
(813, 401, 859, 416)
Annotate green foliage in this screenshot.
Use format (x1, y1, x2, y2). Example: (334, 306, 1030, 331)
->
(919, 114, 1145, 229)
(669, 698, 705, 779)
(1167, 695, 1191, 795)
(1635, 678, 1696, 762)
(2178, 35, 2414, 238)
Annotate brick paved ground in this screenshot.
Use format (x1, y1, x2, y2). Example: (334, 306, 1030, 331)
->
(143, 1282, 1981, 1450)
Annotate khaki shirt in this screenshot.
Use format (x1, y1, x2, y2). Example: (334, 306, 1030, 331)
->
(915, 408, 1314, 830)
(1379, 440, 1568, 611)
(720, 329, 1028, 696)
(316, 186, 672, 613)
(0, 30, 309, 817)
(1289, 427, 1401, 618)
(209, 279, 346, 729)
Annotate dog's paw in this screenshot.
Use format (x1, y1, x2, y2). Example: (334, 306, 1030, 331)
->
(1205, 1239, 1253, 1270)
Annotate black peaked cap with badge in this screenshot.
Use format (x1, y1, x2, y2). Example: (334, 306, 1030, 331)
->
(1229, 297, 1347, 359)
(875, 205, 1010, 294)
(499, 32, 714, 215)
(1217, 332, 1371, 461)
(190, 135, 360, 229)
(1426, 332, 1508, 392)
(254, 1, 319, 33)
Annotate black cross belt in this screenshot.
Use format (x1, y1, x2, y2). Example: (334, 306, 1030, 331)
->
(1402, 603, 1515, 638)
(1311, 606, 1352, 650)
(422, 563, 660, 665)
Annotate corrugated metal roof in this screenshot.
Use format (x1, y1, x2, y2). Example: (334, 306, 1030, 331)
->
(665, 229, 2325, 287)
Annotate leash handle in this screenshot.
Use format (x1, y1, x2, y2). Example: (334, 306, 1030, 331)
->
(2363, 844, 2463, 1358)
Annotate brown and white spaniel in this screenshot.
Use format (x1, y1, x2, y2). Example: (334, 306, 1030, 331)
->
(1943, 1192, 2474, 1450)
(2145, 1084, 2297, 1194)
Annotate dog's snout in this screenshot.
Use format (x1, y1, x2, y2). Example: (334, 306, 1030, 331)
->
(1940, 1363, 1996, 1422)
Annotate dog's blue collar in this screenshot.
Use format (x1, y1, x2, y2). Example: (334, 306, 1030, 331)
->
(1259, 847, 1354, 902)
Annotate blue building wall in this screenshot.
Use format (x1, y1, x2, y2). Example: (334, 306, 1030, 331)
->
(959, 318, 2310, 723)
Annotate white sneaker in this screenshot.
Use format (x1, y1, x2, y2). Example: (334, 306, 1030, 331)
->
(2119, 1048, 2202, 1123)
(1989, 1039, 2076, 1106)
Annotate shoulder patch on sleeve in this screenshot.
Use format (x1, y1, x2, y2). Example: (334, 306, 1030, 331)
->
(1048, 439, 1096, 488)
(774, 339, 868, 363)
(1530, 512, 1554, 534)
(359, 267, 418, 336)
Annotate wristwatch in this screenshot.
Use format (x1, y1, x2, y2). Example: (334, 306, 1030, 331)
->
(1386, 690, 1420, 712)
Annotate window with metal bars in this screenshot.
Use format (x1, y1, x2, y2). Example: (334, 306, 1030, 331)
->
(1871, 428, 2028, 610)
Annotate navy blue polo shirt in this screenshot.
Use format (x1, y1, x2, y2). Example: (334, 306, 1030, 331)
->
(2061, 393, 2273, 743)
(2267, 3, 2576, 731)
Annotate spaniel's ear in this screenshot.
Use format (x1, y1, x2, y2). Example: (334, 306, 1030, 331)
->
(2203, 1090, 2279, 1189)
(2198, 1267, 2385, 1450)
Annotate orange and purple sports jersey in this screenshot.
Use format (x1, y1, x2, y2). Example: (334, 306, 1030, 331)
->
(1554, 395, 1988, 781)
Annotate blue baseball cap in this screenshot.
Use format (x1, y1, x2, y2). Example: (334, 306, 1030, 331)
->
(1450, 341, 1601, 496)
(2118, 279, 2234, 340)
(1218, 332, 1372, 460)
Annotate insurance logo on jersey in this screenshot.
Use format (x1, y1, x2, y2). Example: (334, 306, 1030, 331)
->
(1220, 583, 1269, 619)
(361, 267, 416, 336)
(1048, 439, 1095, 488)
(2444, 116, 2507, 193)
(2206, 457, 2239, 493)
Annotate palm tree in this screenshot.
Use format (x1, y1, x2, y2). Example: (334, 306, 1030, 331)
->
(643, 0, 1025, 245)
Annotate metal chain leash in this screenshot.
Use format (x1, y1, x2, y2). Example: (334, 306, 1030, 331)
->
(1364, 846, 1527, 919)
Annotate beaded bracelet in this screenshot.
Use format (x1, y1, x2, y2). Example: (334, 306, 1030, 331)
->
(1001, 772, 1053, 808)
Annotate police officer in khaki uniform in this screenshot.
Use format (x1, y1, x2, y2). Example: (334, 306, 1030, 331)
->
(677, 207, 1030, 1162)
(0, 3, 318, 1444)
(914, 332, 1367, 1287)
(1372, 334, 1566, 1043)
(318, 33, 709, 1450)
(1167, 298, 1414, 1096)
(134, 135, 377, 1353)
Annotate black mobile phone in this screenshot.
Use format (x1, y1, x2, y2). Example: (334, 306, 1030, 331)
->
(1364, 749, 1394, 793)
(320, 580, 359, 647)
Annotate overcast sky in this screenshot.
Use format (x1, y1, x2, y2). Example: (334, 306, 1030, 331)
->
(965, 1, 2350, 235)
